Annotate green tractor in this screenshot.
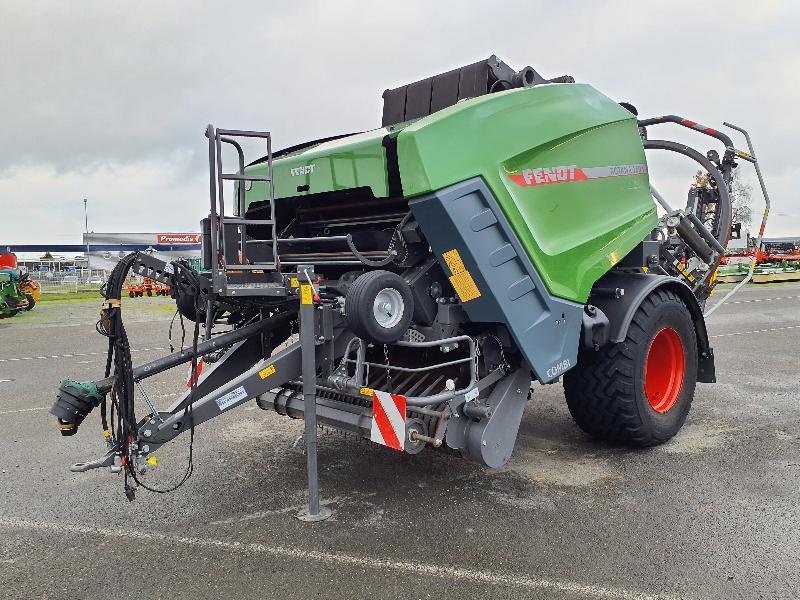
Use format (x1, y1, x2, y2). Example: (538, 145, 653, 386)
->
(0, 253, 39, 318)
(0, 270, 30, 318)
(53, 57, 767, 512)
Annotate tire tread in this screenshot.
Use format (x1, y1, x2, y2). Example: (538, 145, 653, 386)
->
(564, 288, 695, 446)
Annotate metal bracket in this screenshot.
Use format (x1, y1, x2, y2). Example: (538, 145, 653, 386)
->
(70, 447, 118, 473)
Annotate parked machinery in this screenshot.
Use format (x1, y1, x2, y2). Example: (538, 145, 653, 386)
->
(51, 57, 768, 513)
(0, 252, 38, 317)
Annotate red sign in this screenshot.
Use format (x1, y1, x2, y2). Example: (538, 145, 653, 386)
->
(156, 234, 201, 244)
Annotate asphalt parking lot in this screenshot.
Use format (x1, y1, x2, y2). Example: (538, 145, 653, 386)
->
(0, 285, 798, 600)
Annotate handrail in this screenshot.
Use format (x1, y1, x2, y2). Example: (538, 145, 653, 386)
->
(704, 123, 771, 317)
(638, 115, 734, 148)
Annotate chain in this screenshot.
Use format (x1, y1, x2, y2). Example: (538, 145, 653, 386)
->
(489, 334, 510, 372)
(383, 344, 392, 391)
(474, 336, 481, 379)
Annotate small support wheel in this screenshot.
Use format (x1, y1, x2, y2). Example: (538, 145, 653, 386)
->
(345, 270, 414, 344)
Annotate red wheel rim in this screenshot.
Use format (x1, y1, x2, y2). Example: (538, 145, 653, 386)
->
(644, 327, 685, 413)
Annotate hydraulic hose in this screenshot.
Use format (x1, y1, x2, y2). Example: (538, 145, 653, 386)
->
(675, 217, 714, 264)
(98, 252, 204, 498)
(643, 139, 733, 249)
(345, 234, 395, 267)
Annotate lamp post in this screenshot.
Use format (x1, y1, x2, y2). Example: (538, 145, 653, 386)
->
(83, 198, 90, 277)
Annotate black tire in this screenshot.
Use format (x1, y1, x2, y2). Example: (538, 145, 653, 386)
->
(24, 293, 35, 311)
(564, 288, 697, 446)
(345, 270, 414, 344)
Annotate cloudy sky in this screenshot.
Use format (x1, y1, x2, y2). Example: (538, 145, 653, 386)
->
(1, 1, 798, 246)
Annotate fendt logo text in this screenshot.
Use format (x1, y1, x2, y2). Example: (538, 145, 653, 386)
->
(518, 165, 581, 186)
(508, 163, 647, 187)
(290, 165, 314, 177)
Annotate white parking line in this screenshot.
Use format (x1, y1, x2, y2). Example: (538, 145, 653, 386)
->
(710, 324, 800, 338)
(0, 407, 48, 415)
(0, 517, 675, 600)
(724, 295, 800, 305)
(0, 347, 168, 364)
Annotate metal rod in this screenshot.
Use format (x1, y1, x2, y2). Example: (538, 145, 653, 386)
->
(407, 405, 444, 418)
(134, 379, 163, 423)
(409, 430, 441, 447)
(94, 314, 291, 393)
(216, 128, 274, 138)
(297, 277, 331, 522)
(301, 211, 407, 227)
(343, 356, 472, 374)
(686, 212, 726, 254)
(267, 133, 277, 272)
(206, 125, 221, 291)
(650, 184, 673, 213)
(219, 136, 245, 215)
(705, 122, 772, 317)
(281, 260, 374, 266)
(203, 299, 214, 341)
(277, 236, 351, 244)
(301, 289, 319, 515)
(215, 133, 226, 271)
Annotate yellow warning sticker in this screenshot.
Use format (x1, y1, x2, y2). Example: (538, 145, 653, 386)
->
(442, 248, 466, 275)
(442, 248, 481, 302)
(259, 364, 276, 379)
(300, 284, 313, 305)
(675, 262, 696, 283)
(359, 387, 374, 397)
(449, 271, 482, 302)
(289, 277, 299, 288)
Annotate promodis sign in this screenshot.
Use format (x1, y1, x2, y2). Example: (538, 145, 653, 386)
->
(156, 234, 201, 244)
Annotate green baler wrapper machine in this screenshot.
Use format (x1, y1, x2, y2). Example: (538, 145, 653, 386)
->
(52, 57, 767, 512)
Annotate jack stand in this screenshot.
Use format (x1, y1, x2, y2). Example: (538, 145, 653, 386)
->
(296, 274, 333, 523)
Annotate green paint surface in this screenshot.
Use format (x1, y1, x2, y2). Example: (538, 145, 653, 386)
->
(396, 84, 657, 301)
(244, 128, 395, 204)
(243, 83, 657, 303)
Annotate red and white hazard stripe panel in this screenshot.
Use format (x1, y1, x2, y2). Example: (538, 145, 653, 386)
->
(370, 390, 407, 451)
(186, 358, 205, 388)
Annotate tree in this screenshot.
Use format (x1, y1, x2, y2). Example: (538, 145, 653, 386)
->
(729, 167, 753, 228)
(693, 167, 753, 230)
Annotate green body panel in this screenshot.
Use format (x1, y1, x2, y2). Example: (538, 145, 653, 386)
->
(396, 84, 657, 302)
(244, 128, 394, 207)
(242, 83, 656, 303)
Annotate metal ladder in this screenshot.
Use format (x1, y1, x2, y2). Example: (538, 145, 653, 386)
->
(206, 125, 280, 297)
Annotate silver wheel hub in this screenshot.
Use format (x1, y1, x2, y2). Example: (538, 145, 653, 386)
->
(373, 288, 404, 329)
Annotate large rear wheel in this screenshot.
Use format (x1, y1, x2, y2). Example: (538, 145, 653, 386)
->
(564, 288, 697, 446)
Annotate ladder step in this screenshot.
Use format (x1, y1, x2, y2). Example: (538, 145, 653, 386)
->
(222, 217, 274, 225)
(216, 129, 271, 138)
(221, 173, 271, 182)
(223, 284, 286, 297)
(226, 263, 277, 271)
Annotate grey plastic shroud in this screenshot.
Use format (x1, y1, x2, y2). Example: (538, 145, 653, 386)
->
(409, 178, 583, 383)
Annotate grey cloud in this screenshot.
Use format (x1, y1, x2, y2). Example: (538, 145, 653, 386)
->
(1, 0, 798, 243)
